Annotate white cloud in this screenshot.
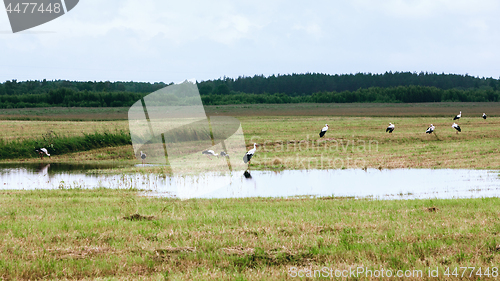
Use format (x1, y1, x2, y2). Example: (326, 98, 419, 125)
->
(293, 23, 323, 38)
(351, 0, 499, 18)
(0, 0, 499, 82)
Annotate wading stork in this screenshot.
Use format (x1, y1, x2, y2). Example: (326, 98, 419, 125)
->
(202, 150, 218, 159)
(243, 143, 257, 164)
(319, 124, 329, 138)
(425, 124, 435, 134)
(386, 123, 395, 133)
(35, 148, 50, 159)
(140, 151, 147, 165)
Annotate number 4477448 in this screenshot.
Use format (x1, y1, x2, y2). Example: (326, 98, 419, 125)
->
(5, 2, 62, 14)
(443, 267, 498, 278)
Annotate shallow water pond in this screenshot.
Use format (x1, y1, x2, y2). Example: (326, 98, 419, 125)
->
(0, 163, 499, 200)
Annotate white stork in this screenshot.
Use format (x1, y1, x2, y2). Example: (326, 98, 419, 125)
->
(386, 123, 395, 133)
(425, 124, 435, 134)
(202, 149, 218, 159)
(35, 148, 50, 159)
(140, 151, 147, 165)
(319, 124, 329, 138)
(452, 123, 461, 133)
(243, 143, 257, 164)
(220, 151, 229, 158)
(453, 111, 462, 120)
(483, 113, 487, 119)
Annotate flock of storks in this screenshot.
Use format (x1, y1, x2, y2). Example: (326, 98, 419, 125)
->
(320, 111, 487, 137)
(33, 111, 488, 169)
(138, 146, 255, 166)
(202, 143, 257, 178)
(201, 142, 257, 165)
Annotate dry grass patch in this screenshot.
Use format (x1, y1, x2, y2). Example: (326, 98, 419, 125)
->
(221, 247, 255, 256)
(425, 206, 439, 212)
(47, 246, 118, 260)
(155, 247, 196, 255)
(122, 213, 156, 221)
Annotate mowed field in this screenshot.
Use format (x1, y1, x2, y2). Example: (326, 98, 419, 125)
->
(1, 189, 500, 280)
(1, 102, 499, 120)
(1, 103, 500, 170)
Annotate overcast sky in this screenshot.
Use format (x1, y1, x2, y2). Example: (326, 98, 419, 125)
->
(1, 0, 499, 83)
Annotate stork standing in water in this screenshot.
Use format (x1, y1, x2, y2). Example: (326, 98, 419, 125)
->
(35, 148, 50, 160)
(140, 151, 147, 165)
(483, 113, 487, 119)
(452, 123, 461, 133)
(202, 150, 218, 159)
(425, 124, 435, 134)
(453, 111, 462, 120)
(386, 123, 395, 133)
(243, 143, 257, 164)
(319, 124, 329, 138)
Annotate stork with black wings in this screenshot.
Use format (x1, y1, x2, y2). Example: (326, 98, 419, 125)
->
(243, 143, 257, 164)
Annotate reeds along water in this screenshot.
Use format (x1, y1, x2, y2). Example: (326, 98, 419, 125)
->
(0, 130, 131, 159)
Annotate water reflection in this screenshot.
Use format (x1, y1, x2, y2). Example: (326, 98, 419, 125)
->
(35, 163, 50, 175)
(0, 163, 122, 175)
(0, 164, 499, 200)
(243, 170, 252, 179)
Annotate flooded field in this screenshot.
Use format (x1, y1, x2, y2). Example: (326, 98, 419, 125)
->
(0, 163, 499, 200)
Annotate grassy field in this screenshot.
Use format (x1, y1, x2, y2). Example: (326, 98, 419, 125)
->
(0, 120, 127, 141)
(1, 102, 500, 120)
(241, 115, 500, 170)
(1, 189, 499, 280)
(0, 107, 129, 121)
(1, 103, 500, 170)
(205, 102, 500, 117)
(1, 104, 500, 280)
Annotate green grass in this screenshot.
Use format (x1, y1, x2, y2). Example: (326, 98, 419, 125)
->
(0, 130, 132, 160)
(1, 189, 499, 280)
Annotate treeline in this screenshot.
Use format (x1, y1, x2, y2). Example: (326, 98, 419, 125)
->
(198, 72, 500, 96)
(201, 86, 500, 104)
(0, 79, 168, 95)
(1, 85, 499, 108)
(0, 72, 499, 108)
(0, 88, 147, 108)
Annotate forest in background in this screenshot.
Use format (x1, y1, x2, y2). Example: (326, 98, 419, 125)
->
(0, 72, 499, 108)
